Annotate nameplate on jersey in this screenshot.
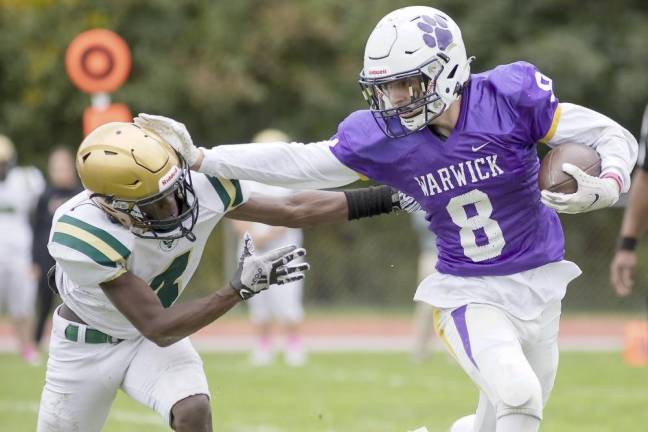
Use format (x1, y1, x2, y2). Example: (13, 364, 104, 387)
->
(414, 154, 504, 197)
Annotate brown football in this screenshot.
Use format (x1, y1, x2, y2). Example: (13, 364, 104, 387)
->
(538, 143, 601, 193)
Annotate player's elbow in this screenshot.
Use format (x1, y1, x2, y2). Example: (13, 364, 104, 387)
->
(144, 331, 175, 347)
(140, 322, 175, 347)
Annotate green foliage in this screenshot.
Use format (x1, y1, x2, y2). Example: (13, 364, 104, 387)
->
(5, 0, 648, 158)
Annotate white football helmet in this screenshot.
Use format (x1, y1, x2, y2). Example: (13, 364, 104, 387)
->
(359, 6, 473, 138)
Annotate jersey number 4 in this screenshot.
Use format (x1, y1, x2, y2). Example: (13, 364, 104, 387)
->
(150, 251, 191, 307)
(446, 189, 505, 262)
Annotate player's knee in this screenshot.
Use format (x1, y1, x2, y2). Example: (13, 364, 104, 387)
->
(171, 394, 212, 432)
(494, 357, 542, 414)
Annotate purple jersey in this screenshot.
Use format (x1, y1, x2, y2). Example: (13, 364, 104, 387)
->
(330, 62, 564, 277)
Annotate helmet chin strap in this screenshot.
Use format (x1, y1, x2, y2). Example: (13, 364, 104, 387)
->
(400, 98, 446, 132)
(400, 111, 427, 131)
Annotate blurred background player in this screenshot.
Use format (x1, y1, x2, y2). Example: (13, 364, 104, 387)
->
(230, 129, 307, 366)
(410, 212, 438, 363)
(610, 104, 648, 296)
(31, 147, 82, 349)
(0, 134, 45, 365)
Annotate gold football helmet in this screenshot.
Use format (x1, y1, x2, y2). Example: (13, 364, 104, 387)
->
(77, 122, 198, 241)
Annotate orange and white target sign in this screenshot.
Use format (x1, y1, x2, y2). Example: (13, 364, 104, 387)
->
(65, 29, 131, 94)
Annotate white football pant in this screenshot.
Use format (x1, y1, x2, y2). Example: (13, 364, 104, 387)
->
(433, 301, 561, 431)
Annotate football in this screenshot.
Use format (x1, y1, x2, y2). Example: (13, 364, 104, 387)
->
(538, 143, 601, 194)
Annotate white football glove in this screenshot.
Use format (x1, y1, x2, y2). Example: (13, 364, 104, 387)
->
(133, 113, 202, 167)
(540, 163, 619, 214)
(230, 233, 309, 300)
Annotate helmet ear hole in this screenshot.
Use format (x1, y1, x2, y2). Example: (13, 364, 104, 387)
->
(447, 64, 458, 79)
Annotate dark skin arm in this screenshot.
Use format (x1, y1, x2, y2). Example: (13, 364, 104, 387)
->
(225, 190, 348, 227)
(610, 169, 648, 296)
(99, 190, 358, 346)
(101, 271, 241, 347)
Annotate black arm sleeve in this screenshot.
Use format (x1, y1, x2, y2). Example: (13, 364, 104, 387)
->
(344, 185, 394, 221)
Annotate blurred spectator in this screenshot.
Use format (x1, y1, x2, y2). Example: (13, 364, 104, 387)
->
(31, 147, 82, 348)
(610, 105, 648, 296)
(230, 129, 307, 366)
(411, 212, 438, 363)
(0, 134, 45, 365)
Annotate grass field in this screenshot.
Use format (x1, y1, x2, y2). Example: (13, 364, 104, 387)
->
(1, 351, 647, 432)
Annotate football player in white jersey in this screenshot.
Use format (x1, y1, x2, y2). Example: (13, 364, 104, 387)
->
(37, 122, 411, 432)
(0, 134, 45, 365)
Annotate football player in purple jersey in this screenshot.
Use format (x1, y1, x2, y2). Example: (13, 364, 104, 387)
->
(137, 6, 637, 432)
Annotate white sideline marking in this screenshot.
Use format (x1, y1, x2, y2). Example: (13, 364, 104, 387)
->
(0, 399, 164, 427)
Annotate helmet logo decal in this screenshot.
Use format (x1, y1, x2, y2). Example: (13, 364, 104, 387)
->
(159, 165, 180, 191)
(418, 15, 453, 51)
(367, 67, 391, 76)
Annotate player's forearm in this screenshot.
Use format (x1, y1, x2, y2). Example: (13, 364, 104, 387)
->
(147, 284, 241, 347)
(283, 191, 349, 227)
(619, 169, 648, 239)
(198, 141, 359, 189)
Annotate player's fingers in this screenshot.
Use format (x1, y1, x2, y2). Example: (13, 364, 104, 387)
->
(541, 195, 569, 211)
(133, 117, 146, 127)
(613, 277, 631, 297)
(561, 162, 586, 179)
(241, 232, 255, 257)
(271, 247, 306, 269)
(541, 190, 571, 204)
(137, 113, 168, 123)
(276, 274, 306, 285)
(276, 263, 310, 277)
(265, 245, 297, 263)
(610, 261, 624, 293)
(619, 266, 634, 296)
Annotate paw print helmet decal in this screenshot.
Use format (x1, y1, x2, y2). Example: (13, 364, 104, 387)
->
(359, 6, 474, 138)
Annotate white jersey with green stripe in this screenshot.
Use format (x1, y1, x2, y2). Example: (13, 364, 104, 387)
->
(0, 166, 45, 260)
(48, 172, 250, 340)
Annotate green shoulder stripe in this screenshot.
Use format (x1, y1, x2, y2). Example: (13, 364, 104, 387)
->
(231, 179, 243, 207)
(206, 175, 244, 210)
(58, 215, 130, 260)
(52, 232, 117, 268)
(206, 175, 231, 210)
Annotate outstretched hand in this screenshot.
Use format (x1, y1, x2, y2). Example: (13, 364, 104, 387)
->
(230, 233, 310, 300)
(134, 113, 204, 168)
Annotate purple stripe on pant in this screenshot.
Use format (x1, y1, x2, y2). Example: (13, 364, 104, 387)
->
(451, 305, 479, 369)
